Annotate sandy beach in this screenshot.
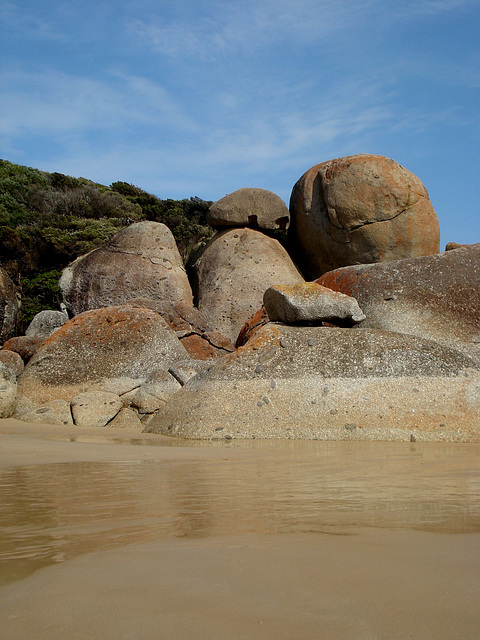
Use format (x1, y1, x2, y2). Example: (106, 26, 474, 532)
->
(1, 418, 479, 639)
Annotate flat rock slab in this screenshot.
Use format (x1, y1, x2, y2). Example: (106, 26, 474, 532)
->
(264, 282, 365, 324)
(146, 324, 480, 441)
(317, 242, 480, 363)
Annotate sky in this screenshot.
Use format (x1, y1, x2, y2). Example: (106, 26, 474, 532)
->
(1, 0, 479, 246)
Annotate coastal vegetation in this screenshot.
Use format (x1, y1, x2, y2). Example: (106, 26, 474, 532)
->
(0, 159, 212, 329)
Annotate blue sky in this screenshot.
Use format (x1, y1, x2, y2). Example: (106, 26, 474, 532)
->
(1, 0, 478, 246)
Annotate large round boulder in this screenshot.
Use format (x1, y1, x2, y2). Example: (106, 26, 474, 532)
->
(145, 323, 480, 442)
(59, 221, 193, 316)
(289, 154, 440, 278)
(207, 188, 290, 230)
(317, 243, 480, 364)
(189, 228, 304, 343)
(0, 267, 20, 343)
(16, 305, 188, 406)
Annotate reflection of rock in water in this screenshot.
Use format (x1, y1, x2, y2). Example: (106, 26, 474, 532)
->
(1, 441, 479, 587)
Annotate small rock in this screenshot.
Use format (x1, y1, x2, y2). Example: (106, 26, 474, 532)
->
(25, 310, 68, 339)
(71, 391, 122, 427)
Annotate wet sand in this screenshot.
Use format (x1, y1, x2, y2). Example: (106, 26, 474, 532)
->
(1, 418, 479, 639)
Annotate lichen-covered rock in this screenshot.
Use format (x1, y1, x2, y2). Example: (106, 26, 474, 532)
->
(207, 188, 290, 230)
(71, 391, 122, 427)
(145, 324, 480, 442)
(1, 336, 44, 362)
(190, 228, 304, 343)
(25, 310, 68, 338)
(60, 221, 193, 316)
(124, 299, 234, 360)
(317, 243, 480, 364)
(235, 306, 269, 348)
(289, 154, 440, 278)
(0, 267, 20, 343)
(264, 283, 365, 325)
(16, 305, 188, 406)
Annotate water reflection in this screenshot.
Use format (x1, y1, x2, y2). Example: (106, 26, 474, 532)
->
(1, 442, 479, 586)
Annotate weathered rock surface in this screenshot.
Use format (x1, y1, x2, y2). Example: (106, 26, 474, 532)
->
(207, 188, 290, 230)
(0, 267, 20, 343)
(71, 391, 122, 427)
(60, 221, 193, 316)
(25, 309, 68, 338)
(128, 371, 181, 414)
(0, 349, 24, 377)
(145, 324, 480, 441)
(107, 407, 143, 429)
(264, 283, 365, 325)
(235, 306, 269, 348)
(190, 228, 304, 343)
(0, 362, 17, 418)
(289, 154, 440, 278)
(14, 397, 73, 425)
(1, 336, 44, 362)
(16, 305, 188, 405)
(124, 298, 235, 360)
(317, 243, 480, 363)
(168, 359, 212, 386)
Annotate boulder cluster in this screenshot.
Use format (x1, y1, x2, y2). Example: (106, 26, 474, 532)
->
(1, 154, 479, 441)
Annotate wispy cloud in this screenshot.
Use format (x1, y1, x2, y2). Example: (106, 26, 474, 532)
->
(0, 1, 66, 40)
(0, 68, 197, 138)
(128, 0, 476, 60)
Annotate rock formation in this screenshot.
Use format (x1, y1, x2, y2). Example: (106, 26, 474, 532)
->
(289, 154, 440, 278)
(60, 221, 193, 316)
(124, 299, 235, 360)
(145, 323, 480, 441)
(207, 188, 290, 230)
(189, 227, 304, 343)
(317, 243, 480, 364)
(15, 305, 188, 425)
(0, 267, 20, 343)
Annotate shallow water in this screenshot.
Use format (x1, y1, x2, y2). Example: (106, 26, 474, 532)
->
(1, 440, 479, 587)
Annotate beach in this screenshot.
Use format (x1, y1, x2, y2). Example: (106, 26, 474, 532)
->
(1, 418, 479, 639)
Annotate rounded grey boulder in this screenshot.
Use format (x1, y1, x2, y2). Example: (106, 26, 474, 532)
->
(189, 228, 304, 343)
(60, 221, 193, 316)
(25, 310, 68, 338)
(207, 188, 290, 230)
